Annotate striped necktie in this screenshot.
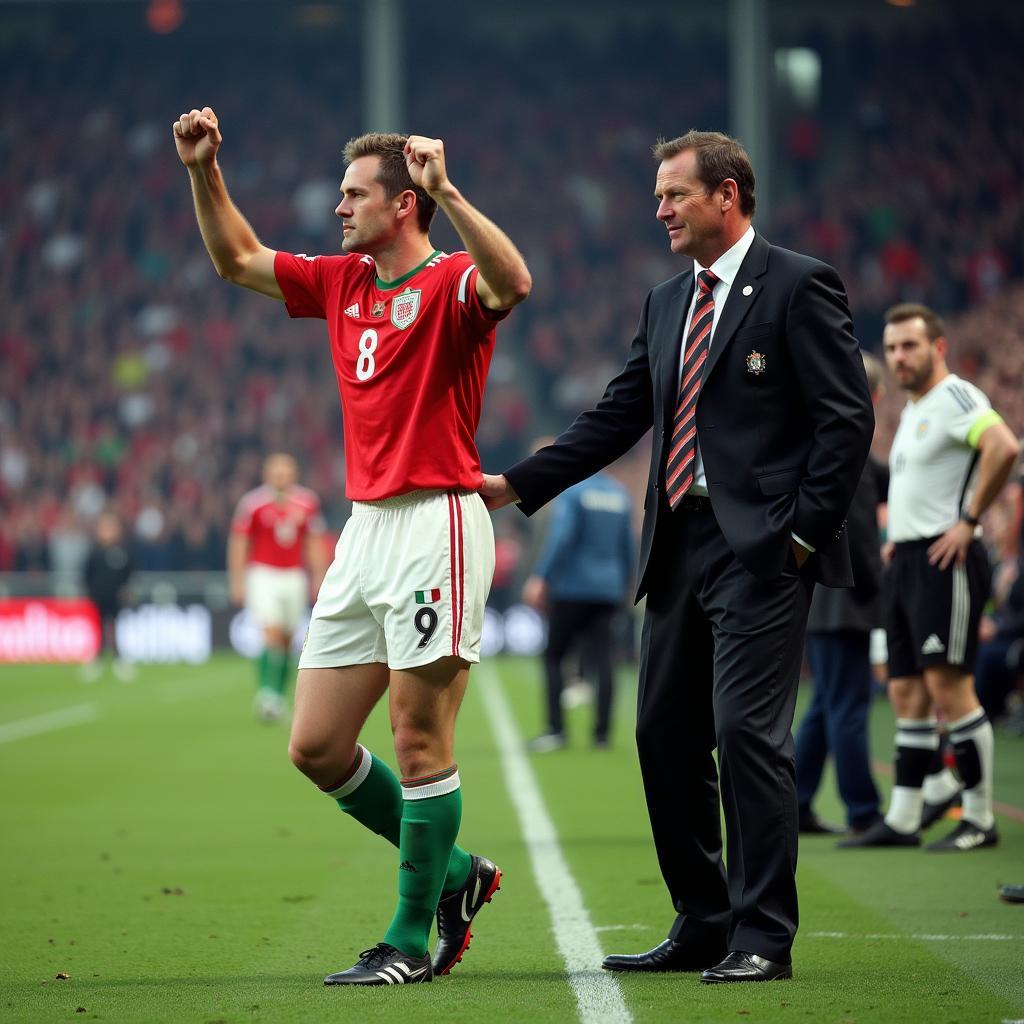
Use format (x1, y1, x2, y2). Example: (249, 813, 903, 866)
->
(665, 269, 719, 509)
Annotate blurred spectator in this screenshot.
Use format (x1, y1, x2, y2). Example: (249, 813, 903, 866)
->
(975, 559, 1024, 723)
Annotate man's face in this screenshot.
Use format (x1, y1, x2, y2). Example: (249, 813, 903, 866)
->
(883, 317, 941, 393)
(264, 457, 297, 494)
(96, 514, 122, 546)
(335, 156, 398, 254)
(655, 149, 722, 260)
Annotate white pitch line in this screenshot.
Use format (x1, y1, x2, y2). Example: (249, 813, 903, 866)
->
(477, 662, 631, 1024)
(809, 931, 1020, 942)
(0, 703, 99, 745)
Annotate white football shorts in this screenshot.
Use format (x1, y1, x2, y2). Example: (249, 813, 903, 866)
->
(299, 489, 495, 672)
(245, 564, 309, 632)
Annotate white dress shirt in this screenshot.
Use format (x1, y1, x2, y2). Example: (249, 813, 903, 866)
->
(676, 225, 755, 496)
(675, 226, 813, 551)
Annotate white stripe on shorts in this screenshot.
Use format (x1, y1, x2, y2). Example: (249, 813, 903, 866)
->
(949, 564, 969, 664)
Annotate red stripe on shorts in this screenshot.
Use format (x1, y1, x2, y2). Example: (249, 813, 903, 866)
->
(454, 494, 465, 654)
(447, 492, 459, 656)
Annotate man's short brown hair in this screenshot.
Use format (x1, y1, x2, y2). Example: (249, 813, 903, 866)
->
(343, 132, 437, 232)
(653, 130, 756, 217)
(884, 302, 946, 341)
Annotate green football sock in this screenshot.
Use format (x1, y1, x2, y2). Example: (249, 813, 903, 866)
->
(322, 748, 472, 892)
(256, 650, 272, 692)
(382, 769, 463, 958)
(265, 647, 290, 696)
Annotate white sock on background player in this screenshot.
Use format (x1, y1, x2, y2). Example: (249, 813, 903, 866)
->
(947, 708, 995, 831)
(885, 717, 939, 834)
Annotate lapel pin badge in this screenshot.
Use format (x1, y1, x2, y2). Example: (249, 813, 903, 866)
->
(746, 350, 766, 375)
(742, 284, 753, 296)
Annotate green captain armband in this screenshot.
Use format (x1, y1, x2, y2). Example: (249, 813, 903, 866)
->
(966, 409, 1003, 448)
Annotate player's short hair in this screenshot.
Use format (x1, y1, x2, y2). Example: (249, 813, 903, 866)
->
(861, 350, 884, 395)
(343, 132, 437, 232)
(653, 131, 756, 217)
(884, 302, 946, 342)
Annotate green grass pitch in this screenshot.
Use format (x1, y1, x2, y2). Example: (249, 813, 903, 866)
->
(1, 653, 1022, 1022)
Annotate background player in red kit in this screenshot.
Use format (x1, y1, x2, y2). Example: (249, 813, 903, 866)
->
(174, 107, 531, 986)
(228, 452, 328, 722)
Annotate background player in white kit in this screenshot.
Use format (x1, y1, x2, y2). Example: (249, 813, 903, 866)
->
(840, 304, 1020, 852)
(229, 453, 328, 722)
(174, 107, 530, 986)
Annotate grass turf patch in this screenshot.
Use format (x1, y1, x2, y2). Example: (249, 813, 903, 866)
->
(1, 654, 1021, 1022)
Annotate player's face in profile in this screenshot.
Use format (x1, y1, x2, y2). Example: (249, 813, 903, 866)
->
(655, 149, 722, 260)
(883, 317, 938, 393)
(336, 156, 396, 255)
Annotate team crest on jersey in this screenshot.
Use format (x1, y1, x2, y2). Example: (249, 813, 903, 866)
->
(391, 288, 421, 330)
(916, 419, 930, 439)
(272, 518, 299, 548)
(371, 300, 386, 318)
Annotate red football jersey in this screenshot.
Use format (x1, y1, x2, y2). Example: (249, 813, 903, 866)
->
(231, 485, 325, 568)
(274, 249, 509, 500)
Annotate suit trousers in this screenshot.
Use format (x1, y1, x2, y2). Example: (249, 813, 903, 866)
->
(638, 498, 814, 962)
(796, 631, 881, 830)
(543, 599, 617, 740)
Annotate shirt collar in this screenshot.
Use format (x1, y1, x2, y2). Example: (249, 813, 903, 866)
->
(694, 224, 756, 288)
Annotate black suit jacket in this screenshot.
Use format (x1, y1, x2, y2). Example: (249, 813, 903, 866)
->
(505, 233, 874, 602)
(806, 456, 885, 634)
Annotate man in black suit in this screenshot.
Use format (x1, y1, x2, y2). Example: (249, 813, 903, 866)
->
(795, 352, 886, 837)
(481, 131, 873, 982)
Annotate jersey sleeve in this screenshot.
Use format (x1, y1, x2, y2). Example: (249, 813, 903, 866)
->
(231, 493, 257, 535)
(274, 251, 355, 320)
(941, 379, 1001, 447)
(446, 252, 512, 336)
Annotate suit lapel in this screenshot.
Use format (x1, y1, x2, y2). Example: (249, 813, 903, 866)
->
(702, 233, 770, 384)
(660, 271, 695, 427)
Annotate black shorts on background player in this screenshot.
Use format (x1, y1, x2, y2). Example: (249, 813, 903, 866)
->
(885, 538, 991, 677)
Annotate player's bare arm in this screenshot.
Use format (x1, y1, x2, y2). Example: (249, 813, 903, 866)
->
(928, 420, 1021, 569)
(227, 531, 249, 606)
(174, 106, 283, 300)
(404, 136, 531, 311)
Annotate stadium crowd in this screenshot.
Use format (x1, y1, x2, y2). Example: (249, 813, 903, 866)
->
(1, 14, 1022, 580)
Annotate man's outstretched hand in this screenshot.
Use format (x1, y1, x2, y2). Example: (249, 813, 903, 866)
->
(479, 473, 519, 511)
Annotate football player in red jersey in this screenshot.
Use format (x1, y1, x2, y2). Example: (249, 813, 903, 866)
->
(174, 107, 530, 986)
(228, 453, 328, 722)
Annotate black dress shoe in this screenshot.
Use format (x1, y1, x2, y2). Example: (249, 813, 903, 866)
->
(798, 810, 845, 835)
(602, 938, 725, 973)
(700, 951, 792, 984)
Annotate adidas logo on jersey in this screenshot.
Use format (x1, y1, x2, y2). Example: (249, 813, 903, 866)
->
(344, 302, 360, 318)
(399, 859, 417, 872)
(921, 634, 946, 655)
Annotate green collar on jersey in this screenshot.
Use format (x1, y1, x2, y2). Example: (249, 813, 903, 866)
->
(375, 250, 442, 291)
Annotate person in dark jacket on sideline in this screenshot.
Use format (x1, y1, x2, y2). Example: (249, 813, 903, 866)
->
(522, 470, 634, 751)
